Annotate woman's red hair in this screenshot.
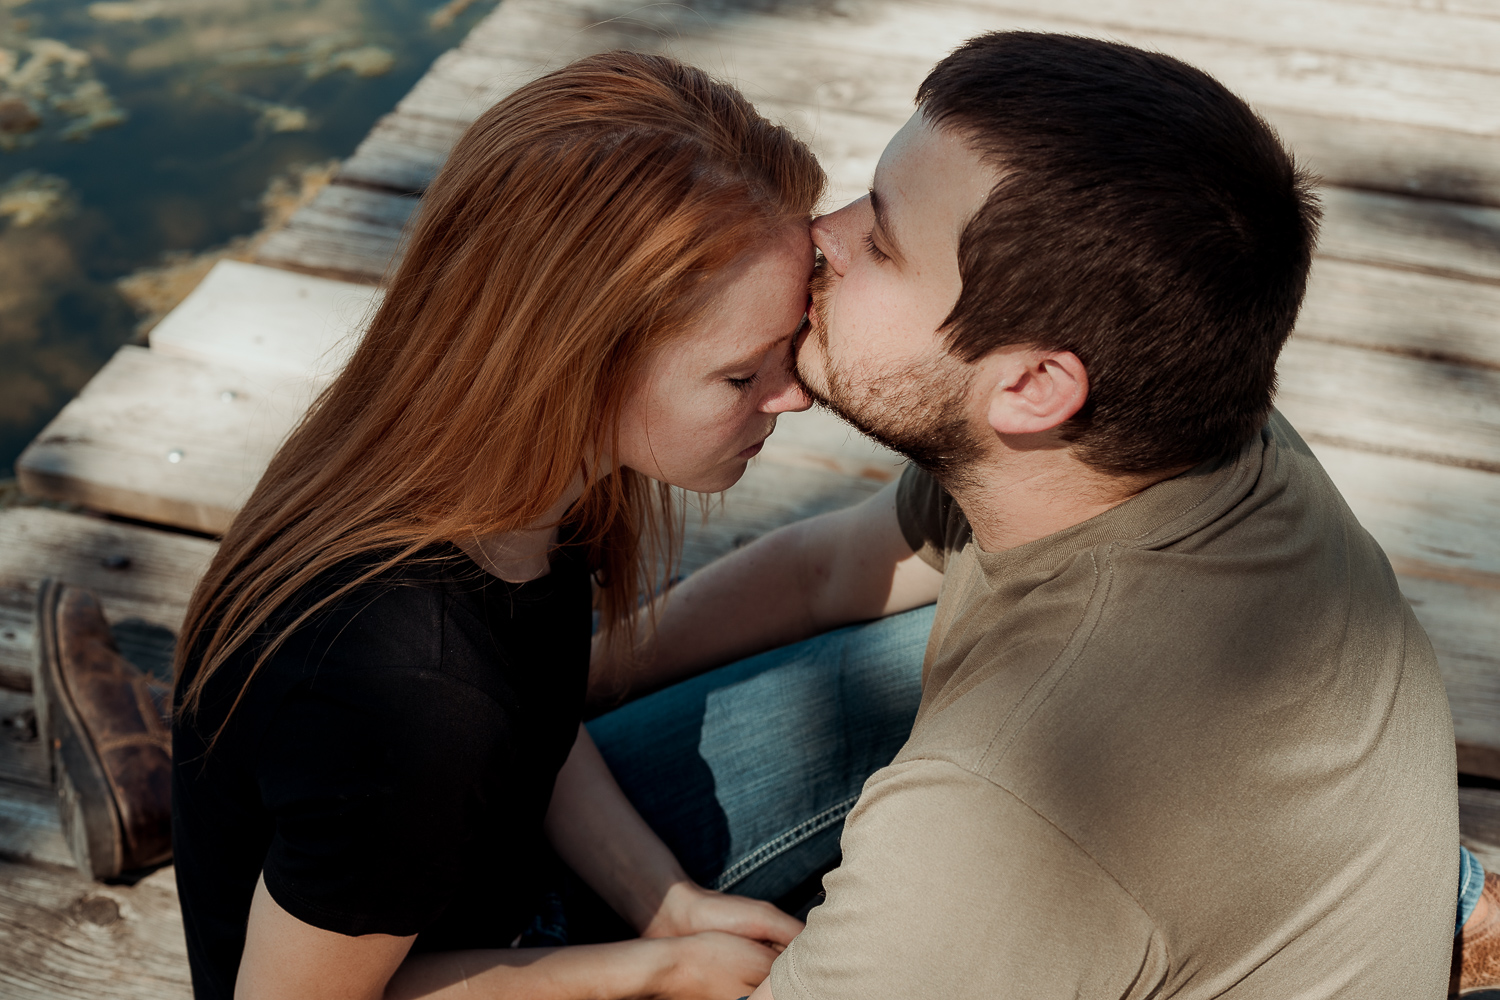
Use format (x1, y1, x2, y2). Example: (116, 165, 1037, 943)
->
(175, 51, 825, 723)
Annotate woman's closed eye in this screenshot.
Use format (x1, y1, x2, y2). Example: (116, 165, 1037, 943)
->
(863, 231, 890, 263)
(726, 372, 761, 392)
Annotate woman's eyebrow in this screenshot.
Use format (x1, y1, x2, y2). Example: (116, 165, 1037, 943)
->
(719, 330, 796, 373)
(868, 188, 906, 262)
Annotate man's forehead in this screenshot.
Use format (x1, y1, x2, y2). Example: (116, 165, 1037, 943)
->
(873, 112, 1000, 245)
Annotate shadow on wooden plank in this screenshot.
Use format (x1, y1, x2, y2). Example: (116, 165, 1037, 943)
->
(0, 779, 70, 868)
(0, 508, 216, 691)
(1296, 258, 1500, 370)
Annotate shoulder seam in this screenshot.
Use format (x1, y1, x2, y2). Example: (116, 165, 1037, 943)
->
(978, 546, 1115, 770)
(903, 755, 1166, 953)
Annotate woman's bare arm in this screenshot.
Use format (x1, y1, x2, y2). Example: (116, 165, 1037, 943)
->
(236, 873, 780, 1000)
(544, 725, 804, 945)
(235, 874, 414, 1000)
(590, 482, 942, 712)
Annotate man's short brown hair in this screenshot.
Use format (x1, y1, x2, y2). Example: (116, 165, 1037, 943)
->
(919, 32, 1321, 475)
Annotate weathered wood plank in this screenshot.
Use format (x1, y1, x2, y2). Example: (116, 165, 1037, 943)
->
(759, 407, 904, 485)
(681, 453, 888, 577)
(0, 508, 215, 691)
(16, 348, 318, 535)
(0, 779, 71, 869)
(1276, 339, 1500, 473)
(392, 47, 542, 126)
(1312, 443, 1500, 586)
(1319, 186, 1500, 283)
(253, 185, 419, 285)
(318, 0, 1500, 225)
(0, 690, 49, 788)
(964, 0, 1500, 73)
(1296, 258, 1500, 368)
(0, 860, 190, 1000)
(479, 0, 1500, 124)
(857, 3, 1500, 137)
(1460, 786, 1500, 876)
(0, 587, 34, 692)
(472, 0, 1500, 202)
(149, 260, 378, 379)
(335, 111, 471, 194)
(1318, 0, 1500, 20)
(1270, 109, 1500, 209)
(448, 0, 1500, 220)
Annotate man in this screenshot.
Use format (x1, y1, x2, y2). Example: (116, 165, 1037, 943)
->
(589, 30, 1460, 997)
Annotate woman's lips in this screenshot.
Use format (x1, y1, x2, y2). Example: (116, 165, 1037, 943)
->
(738, 438, 766, 460)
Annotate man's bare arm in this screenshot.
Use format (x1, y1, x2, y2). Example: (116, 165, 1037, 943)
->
(591, 480, 942, 710)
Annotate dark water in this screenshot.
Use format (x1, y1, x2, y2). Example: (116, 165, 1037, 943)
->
(0, 0, 495, 472)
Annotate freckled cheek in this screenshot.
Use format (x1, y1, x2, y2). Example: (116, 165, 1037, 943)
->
(714, 396, 760, 449)
(665, 392, 751, 467)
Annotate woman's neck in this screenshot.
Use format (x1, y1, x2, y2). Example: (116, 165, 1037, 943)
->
(457, 474, 586, 583)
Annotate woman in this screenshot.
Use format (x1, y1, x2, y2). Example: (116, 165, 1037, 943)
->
(172, 51, 823, 1000)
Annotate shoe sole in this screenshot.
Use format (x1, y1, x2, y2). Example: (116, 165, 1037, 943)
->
(35, 580, 124, 879)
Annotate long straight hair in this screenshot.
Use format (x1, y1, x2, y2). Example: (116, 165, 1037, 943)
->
(175, 51, 825, 722)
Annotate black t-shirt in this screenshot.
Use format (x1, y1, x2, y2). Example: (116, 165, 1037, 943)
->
(171, 542, 591, 1000)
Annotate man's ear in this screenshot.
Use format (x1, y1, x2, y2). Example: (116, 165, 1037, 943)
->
(985, 348, 1089, 436)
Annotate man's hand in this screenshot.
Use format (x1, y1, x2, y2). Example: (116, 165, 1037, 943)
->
(644, 880, 803, 951)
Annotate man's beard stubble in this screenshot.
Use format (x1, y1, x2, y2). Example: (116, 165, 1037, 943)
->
(798, 258, 984, 487)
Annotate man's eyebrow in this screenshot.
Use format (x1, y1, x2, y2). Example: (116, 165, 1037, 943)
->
(868, 187, 905, 261)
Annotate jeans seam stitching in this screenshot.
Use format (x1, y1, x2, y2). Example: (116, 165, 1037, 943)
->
(711, 793, 860, 891)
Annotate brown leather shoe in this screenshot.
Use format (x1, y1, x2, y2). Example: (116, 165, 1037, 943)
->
(36, 580, 172, 879)
(1454, 871, 1500, 995)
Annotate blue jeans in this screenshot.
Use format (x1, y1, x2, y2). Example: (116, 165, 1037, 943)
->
(579, 603, 1480, 940)
(588, 604, 935, 903)
(1461, 844, 1485, 934)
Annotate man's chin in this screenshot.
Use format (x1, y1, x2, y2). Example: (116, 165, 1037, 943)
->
(801, 360, 983, 486)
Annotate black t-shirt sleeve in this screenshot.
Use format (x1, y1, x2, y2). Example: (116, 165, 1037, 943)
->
(895, 464, 971, 572)
(255, 665, 511, 937)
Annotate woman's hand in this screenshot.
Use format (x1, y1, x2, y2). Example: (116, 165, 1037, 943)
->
(546, 726, 807, 952)
(644, 881, 804, 951)
(648, 931, 782, 1000)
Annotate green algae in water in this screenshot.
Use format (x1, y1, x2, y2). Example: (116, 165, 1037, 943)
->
(0, 0, 494, 474)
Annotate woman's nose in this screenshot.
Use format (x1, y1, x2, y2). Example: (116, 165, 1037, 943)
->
(762, 372, 813, 415)
(811, 195, 870, 277)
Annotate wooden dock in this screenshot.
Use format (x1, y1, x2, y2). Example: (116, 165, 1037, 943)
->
(3, 0, 1500, 994)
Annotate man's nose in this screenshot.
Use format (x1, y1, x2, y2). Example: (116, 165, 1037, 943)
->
(810, 195, 871, 277)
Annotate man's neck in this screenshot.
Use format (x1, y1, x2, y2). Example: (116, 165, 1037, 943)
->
(942, 451, 1181, 554)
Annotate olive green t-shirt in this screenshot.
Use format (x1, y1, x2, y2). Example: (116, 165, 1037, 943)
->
(769, 413, 1457, 999)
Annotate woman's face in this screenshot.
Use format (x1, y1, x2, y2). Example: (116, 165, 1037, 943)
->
(617, 228, 815, 494)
